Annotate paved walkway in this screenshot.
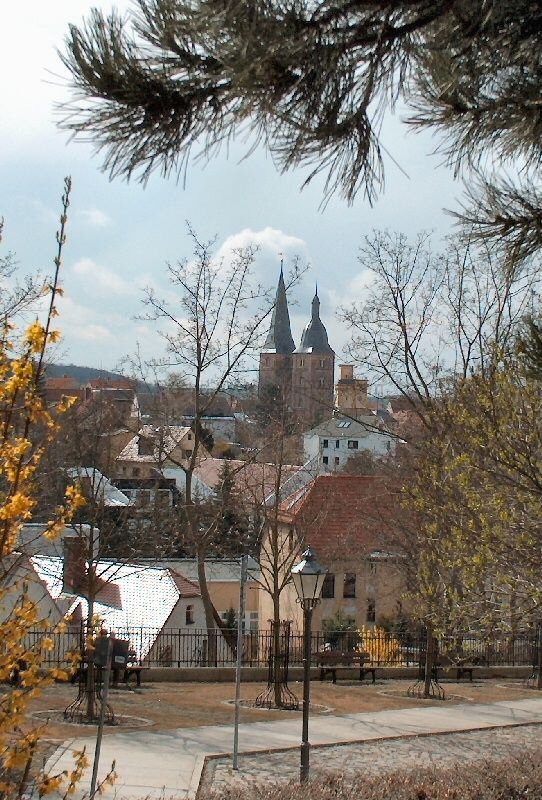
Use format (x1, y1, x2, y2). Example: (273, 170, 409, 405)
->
(204, 722, 542, 792)
(47, 697, 542, 799)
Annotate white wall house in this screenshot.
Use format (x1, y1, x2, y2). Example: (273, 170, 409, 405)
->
(303, 414, 396, 470)
(180, 415, 237, 444)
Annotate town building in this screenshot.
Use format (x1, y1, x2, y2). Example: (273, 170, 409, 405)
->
(335, 364, 373, 419)
(303, 414, 395, 469)
(259, 270, 335, 427)
(115, 424, 208, 479)
(259, 475, 406, 631)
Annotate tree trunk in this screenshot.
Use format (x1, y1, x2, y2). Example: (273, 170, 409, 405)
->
(85, 596, 96, 720)
(273, 581, 282, 707)
(424, 622, 435, 698)
(197, 547, 217, 666)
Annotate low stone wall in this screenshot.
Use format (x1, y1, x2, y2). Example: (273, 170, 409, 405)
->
(140, 665, 534, 682)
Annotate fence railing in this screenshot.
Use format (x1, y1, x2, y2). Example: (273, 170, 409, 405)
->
(21, 626, 539, 670)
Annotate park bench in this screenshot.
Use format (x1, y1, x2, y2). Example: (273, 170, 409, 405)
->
(434, 654, 480, 682)
(116, 664, 145, 687)
(70, 660, 146, 687)
(314, 650, 377, 684)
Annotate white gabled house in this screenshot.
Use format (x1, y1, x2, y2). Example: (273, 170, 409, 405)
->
(303, 413, 396, 470)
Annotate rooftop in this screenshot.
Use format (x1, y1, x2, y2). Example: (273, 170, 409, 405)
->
(280, 474, 392, 562)
(30, 557, 200, 659)
(117, 425, 192, 463)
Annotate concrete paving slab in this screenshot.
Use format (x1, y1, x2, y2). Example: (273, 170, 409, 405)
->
(46, 697, 542, 800)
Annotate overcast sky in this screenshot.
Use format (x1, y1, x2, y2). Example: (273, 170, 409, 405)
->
(1, 0, 462, 375)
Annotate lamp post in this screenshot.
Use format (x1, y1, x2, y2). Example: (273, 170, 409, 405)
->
(291, 547, 327, 784)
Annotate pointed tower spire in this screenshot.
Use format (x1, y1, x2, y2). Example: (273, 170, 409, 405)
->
(262, 266, 295, 354)
(296, 287, 333, 353)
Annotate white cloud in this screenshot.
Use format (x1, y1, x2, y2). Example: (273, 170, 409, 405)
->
(328, 268, 377, 312)
(217, 227, 308, 270)
(74, 323, 112, 342)
(72, 258, 131, 295)
(218, 226, 307, 258)
(78, 208, 111, 228)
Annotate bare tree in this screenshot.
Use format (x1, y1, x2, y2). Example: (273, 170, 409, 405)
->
(341, 231, 538, 424)
(127, 227, 304, 649)
(338, 230, 539, 694)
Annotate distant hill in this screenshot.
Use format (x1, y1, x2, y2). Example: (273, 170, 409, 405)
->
(43, 363, 126, 385)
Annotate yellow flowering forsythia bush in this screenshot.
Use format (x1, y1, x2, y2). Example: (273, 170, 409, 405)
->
(357, 625, 400, 665)
(0, 178, 91, 799)
(406, 363, 542, 634)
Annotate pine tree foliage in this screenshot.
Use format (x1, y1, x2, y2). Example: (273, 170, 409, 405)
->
(58, 1, 542, 264)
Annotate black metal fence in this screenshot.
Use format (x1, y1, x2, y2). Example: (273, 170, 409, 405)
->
(22, 626, 538, 669)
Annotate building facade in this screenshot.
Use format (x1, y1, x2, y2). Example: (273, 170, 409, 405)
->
(259, 271, 335, 427)
(303, 414, 396, 469)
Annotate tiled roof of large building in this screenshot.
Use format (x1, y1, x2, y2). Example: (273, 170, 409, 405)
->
(117, 425, 192, 463)
(281, 475, 390, 562)
(44, 375, 83, 404)
(305, 413, 386, 438)
(192, 456, 300, 504)
(86, 378, 134, 390)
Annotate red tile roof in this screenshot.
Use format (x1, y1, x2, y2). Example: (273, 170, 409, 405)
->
(168, 569, 201, 598)
(284, 475, 391, 563)
(86, 378, 134, 390)
(44, 376, 83, 404)
(95, 580, 123, 609)
(194, 456, 300, 505)
(45, 376, 80, 390)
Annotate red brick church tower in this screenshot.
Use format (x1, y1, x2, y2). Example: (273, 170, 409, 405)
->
(290, 289, 335, 425)
(259, 275, 335, 426)
(258, 266, 296, 400)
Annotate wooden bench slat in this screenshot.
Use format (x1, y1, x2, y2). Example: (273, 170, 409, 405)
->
(314, 650, 377, 685)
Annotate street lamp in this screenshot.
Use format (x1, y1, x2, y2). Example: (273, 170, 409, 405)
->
(291, 547, 327, 784)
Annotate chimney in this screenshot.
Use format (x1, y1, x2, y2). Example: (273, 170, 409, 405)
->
(339, 364, 354, 381)
(62, 537, 87, 594)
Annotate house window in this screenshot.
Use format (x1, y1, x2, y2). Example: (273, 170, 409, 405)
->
(319, 378, 325, 387)
(334, 456, 340, 466)
(182, 449, 193, 458)
(137, 490, 151, 507)
(322, 456, 329, 465)
(335, 440, 340, 448)
(320, 359, 326, 368)
(299, 358, 305, 367)
(187, 433, 192, 440)
(369, 561, 377, 574)
(367, 598, 376, 623)
(157, 489, 171, 507)
(132, 467, 140, 477)
(186, 605, 195, 625)
(322, 573, 335, 599)
(248, 611, 259, 631)
(323, 439, 329, 448)
(348, 440, 359, 449)
(288, 528, 294, 553)
(343, 573, 356, 598)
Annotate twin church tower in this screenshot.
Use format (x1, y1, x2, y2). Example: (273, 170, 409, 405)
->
(258, 269, 335, 426)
